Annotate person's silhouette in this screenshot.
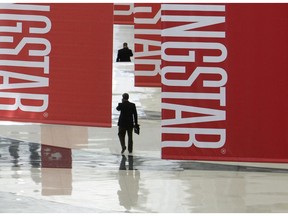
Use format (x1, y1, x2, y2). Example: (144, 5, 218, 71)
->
(116, 93, 138, 154)
(116, 42, 133, 62)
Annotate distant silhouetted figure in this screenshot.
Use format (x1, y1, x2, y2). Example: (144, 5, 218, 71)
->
(116, 93, 138, 154)
(116, 42, 133, 62)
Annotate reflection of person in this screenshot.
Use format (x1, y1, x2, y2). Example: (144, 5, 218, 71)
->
(119, 155, 134, 171)
(9, 141, 20, 167)
(116, 93, 138, 154)
(118, 155, 140, 211)
(116, 42, 133, 62)
(29, 143, 41, 168)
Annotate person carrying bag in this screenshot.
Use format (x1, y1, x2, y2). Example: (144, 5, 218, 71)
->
(116, 93, 139, 154)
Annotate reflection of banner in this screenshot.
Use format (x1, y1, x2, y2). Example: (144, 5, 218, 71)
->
(42, 168, 72, 196)
(114, 3, 134, 25)
(134, 3, 161, 87)
(161, 4, 288, 162)
(41, 144, 72, 168)
(0, 4, 113, 127)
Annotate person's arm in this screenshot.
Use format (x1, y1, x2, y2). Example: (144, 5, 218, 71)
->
(116, 103, 122, 111)
(130, 49, 133, 57)
(133, 104, 138, 125)
(116, 50, 120, 62)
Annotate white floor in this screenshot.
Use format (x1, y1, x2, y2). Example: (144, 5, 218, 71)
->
(0, 25, 288, 213)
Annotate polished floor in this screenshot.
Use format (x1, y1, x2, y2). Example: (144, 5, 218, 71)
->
(0, 25, 288, 213)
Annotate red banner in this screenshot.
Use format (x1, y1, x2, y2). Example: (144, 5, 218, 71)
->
(161, 4, 288, 162)
(134, 3, 161, 87)
(0, 4, 113, 127)
(114, 3, 134, 25)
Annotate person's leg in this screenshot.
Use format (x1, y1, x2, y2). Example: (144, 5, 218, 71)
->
(118, 127, 126, 153)
(127, 127, 133, 153)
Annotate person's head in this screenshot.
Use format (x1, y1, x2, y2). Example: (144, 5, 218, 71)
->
(122, 93, 129, 101)
(123, 42, 128, 48)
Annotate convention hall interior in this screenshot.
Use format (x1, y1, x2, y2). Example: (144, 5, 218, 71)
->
(0, 3, 288, 213)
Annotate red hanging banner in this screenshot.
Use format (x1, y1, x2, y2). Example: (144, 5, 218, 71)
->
(114, 3, 134, 25)
(0, 4, 113, 127)
(161, 4, 288, 162)
(134, 3, 161, 87)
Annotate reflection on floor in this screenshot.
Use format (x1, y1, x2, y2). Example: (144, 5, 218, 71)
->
(1, 135, 288, 213)
(1, 25, 288, 213)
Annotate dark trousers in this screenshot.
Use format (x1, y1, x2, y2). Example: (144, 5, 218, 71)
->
(118, 127, 133, 153)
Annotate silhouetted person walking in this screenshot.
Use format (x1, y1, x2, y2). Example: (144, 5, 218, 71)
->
(116, 42, 133, 62)
(116, 93, 138, 154)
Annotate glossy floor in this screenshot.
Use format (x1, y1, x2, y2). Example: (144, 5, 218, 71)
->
(0, 25, 288, 213)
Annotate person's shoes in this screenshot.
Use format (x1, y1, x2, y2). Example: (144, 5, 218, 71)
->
(128, 151, 132, 155)
(121, 146, 126, 154)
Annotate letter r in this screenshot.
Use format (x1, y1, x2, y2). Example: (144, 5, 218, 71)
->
(162, 127, 226, 149)
(0, 92, 48, 112)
